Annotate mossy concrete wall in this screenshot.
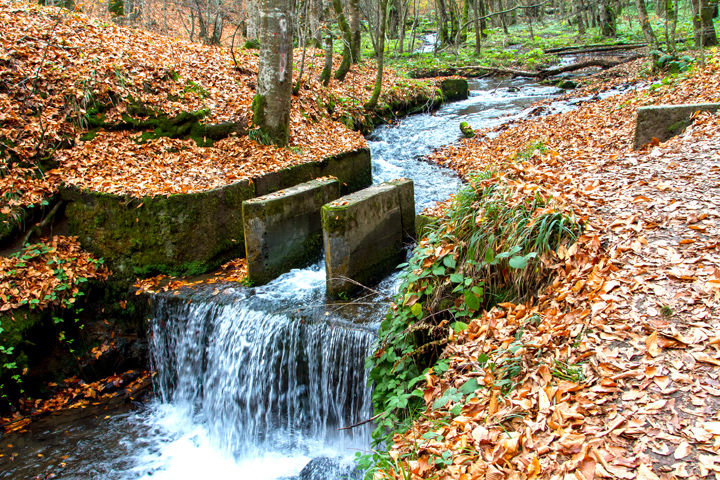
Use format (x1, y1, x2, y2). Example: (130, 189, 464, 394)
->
(62, 179, 255, 282)
(243, 178, 340, 285)
(253, 147, 372, 196)
(634, 103, 720, 150)
(322, 180, 415, 298)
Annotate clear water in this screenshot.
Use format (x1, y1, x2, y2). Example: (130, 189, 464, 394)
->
(2, 78, 628, 479)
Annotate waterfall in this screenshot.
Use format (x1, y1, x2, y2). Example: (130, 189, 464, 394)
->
(147, 277, 376, 466)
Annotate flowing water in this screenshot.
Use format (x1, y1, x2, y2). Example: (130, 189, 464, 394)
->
(1, 78, 629, 479)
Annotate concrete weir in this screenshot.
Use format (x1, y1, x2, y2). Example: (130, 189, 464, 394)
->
(60, 148, 371, 281)
(322, 179, 415, 298)
(634, 103, 720, 149)
(243, 178, 340, 286)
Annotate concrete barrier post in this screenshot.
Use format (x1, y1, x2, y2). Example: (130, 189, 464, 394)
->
(634, 103, 720, 150)
(322, 179, 415, 298)
(244, 178, 340, 285)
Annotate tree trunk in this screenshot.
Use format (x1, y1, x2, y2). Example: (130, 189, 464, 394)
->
(437, 0, 451, 45)
(309, 0, 322, 46)
(319, 0, 333, 85)
(460, 0, 470, 43)
(333, 0, 353, 80)
(252, 0, 293, 147)
(366, 0, 388, 111)
(635, 0, 658, 47)
(349, 0, 361, 62)
(246, 0, 260, 41)
(576, 0, 586, 34)
(600, 0, 617, 37)
(694, 0, 719, 46)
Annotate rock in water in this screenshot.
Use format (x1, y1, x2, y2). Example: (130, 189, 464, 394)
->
(557, 79, 577, 90)
(460, 121, 475, 138)
(297, 456, 363, 480)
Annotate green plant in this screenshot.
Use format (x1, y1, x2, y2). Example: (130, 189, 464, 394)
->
(660, 305, 674, 318)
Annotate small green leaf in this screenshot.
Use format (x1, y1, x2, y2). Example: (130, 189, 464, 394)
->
(509, 255, 528, 269)
(411, 303, 423, 318)
(459, 378, 480, 395)
(451, 321, 468, 333)
(449, 273, 464, 284)
(465, 292, 481, 312)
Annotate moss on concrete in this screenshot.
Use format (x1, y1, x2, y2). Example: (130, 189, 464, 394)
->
(62, 179, 255, 283)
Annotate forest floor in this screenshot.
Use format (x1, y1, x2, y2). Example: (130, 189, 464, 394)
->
(380, 53, 720, 480)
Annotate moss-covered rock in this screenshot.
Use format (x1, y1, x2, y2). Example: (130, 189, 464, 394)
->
(460, 121, 475, 138)
(440, 78, 469, 101)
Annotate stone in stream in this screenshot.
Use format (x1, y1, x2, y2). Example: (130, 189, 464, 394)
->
(439, 78, 469, 101)
(243, 178, 341, 286)
(322, 179, 414, 298)
(633, 103, 720, 150)
(292, 456, 362, 480)
(460, 121, 475, 138)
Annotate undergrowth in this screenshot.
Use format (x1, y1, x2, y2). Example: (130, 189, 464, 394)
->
(361, 167, 582, 476)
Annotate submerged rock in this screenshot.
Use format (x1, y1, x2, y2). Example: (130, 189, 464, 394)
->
(297, 456, 362, 480)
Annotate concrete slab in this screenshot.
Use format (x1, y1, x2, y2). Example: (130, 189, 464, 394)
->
(322, 180, 414, 298)
(244, 178, 340, 285)
(634, 103, 720, 150)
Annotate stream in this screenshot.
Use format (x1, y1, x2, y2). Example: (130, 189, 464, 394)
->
(1, 78, 617, 479)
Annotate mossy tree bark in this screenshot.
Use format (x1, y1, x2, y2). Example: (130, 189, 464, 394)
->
(252, 0, 293, 147)
(599, 0, 617, 37)
(693, 0, 719, 46)
(635, 0, 658, 48)
(246, 0, 260, 41)
(309, 0, 323, 46)
(319, 0, 333, 86)
(437, 0, 451, 46)
(349, 0, 361, 62)
(365, 0, 388, 111)
(332, 0, 353, 80)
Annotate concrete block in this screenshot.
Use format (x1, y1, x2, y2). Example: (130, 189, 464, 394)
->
(244, 178, 340, 285)
(386, 178, 416, 242)
(253, 147, 372, 196)
(322, 180, 415, 298)
(634, 103, 720, 150)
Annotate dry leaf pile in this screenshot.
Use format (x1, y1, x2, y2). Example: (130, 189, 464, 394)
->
(133, 257, 247, 294)
(388, 58, 720, 479)
(0, 235, 110, 312)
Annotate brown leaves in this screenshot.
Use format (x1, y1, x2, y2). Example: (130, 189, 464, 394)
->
(0, 235, 110, 313)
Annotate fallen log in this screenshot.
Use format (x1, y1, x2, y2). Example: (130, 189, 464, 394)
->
(455, 54, 643, 79)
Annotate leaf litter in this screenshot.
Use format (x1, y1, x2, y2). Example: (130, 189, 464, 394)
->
(384, 55, 720, 479)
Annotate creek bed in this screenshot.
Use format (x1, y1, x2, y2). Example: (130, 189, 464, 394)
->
(2, 78, 620, 479)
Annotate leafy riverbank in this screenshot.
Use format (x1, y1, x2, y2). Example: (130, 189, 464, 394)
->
(366, 53, 720, 479)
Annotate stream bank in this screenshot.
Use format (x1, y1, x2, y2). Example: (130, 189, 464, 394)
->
(1, 75, 590, 479)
